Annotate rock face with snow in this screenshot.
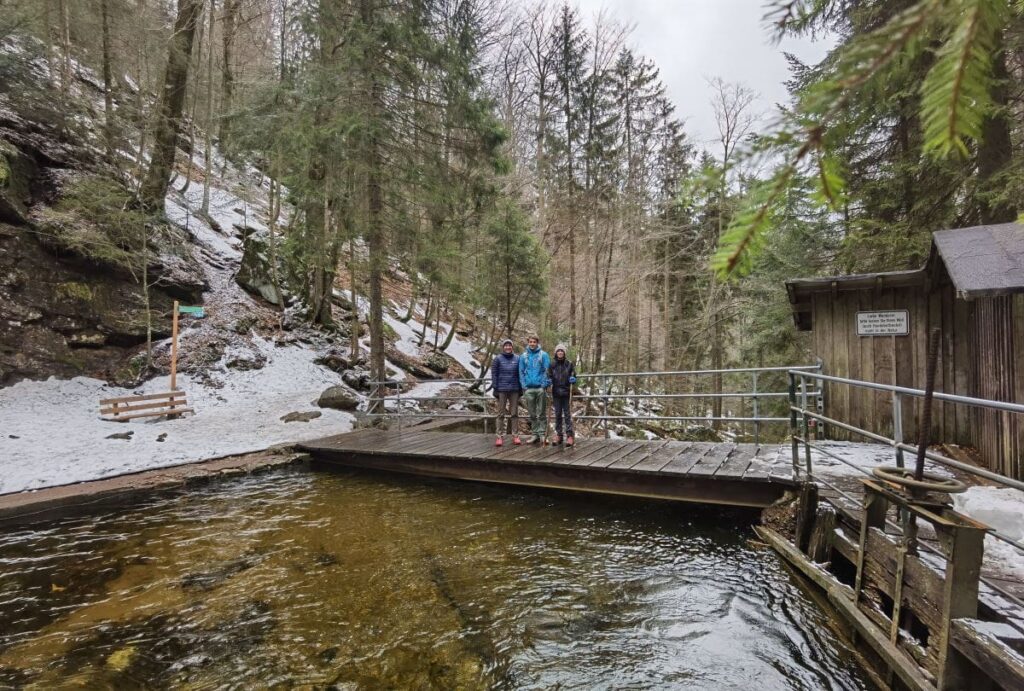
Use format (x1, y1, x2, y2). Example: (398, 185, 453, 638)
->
(236, 230, 285, 306)
(317, 385, 361, 411)
(0, 143, 205, 385)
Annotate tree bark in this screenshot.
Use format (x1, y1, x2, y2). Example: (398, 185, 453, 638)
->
(220, 0, 239, 142)
(976, 42, 1015, 224)
(361, 0, 387, 409)
(138, 0, 203, 212)
(100, 0, 115, 160)
(200, 0, 216, 213)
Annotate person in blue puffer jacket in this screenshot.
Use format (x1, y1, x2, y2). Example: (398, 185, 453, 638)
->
(518, 335, 551, 444)
(490, 338, 522, 447)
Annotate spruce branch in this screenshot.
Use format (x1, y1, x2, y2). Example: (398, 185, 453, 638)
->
(921, 0, 1008, 158)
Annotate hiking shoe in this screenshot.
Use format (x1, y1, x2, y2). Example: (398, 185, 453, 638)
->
(495, 436, 504, 447)
(512, 435, 522, 446)
(566, 435, 575, 447)
(552, 435, 562, 446)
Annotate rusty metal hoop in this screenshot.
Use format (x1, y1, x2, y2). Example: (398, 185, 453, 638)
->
(871, 465, 967, 494)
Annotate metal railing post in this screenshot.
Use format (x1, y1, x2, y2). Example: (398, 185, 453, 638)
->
(396, 383, 402, 433)
(603, 376, 611, 439)
(789, 371, 799, 472)
(800, 376, 812, 475)
(892, 390, 903, 469)
(752, 371, 760, 447)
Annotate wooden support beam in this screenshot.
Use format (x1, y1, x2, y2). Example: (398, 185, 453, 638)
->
(757, 526, 938, 691)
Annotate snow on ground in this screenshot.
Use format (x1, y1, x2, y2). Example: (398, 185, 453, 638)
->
(797, 440, 955, 482)
(954, 486, 1024, 578)
(0, 337, 352, 494)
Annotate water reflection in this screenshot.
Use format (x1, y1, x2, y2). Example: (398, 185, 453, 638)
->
(0, 469, 871, 689)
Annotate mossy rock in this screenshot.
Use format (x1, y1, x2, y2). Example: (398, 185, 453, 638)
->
(54, 281, 94, 303)
(0, 139, 33, 225)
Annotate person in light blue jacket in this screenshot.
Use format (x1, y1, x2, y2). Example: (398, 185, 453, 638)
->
(518, 335, 551, 444)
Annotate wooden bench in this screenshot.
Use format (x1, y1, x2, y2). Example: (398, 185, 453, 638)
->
(99, 391, 193, 421)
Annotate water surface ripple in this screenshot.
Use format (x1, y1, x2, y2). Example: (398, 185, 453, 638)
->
(0, 469, 871, 689)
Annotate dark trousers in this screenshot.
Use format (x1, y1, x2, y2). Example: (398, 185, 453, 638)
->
(553, 394, 573, 436)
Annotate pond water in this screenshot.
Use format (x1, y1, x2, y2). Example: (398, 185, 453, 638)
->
(0, 469, 872, 689)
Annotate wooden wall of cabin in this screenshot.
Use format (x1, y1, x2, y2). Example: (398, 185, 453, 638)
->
(970, 294, 1023, 480)
(811, 286, 1022, 479)
(807, 283, 1022, 476)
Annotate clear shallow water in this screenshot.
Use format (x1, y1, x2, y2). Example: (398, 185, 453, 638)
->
(0, 469, 872, 689)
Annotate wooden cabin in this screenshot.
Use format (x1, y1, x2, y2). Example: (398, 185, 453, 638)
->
(787, 222, 1024, 480)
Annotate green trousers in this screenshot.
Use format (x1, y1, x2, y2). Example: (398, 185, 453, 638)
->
(523, 387, 548, 437)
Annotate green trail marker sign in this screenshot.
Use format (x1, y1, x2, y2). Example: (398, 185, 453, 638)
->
(178, 305, 205, 318)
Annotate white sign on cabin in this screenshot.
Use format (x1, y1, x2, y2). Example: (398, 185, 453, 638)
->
(856, 310, 910, 336)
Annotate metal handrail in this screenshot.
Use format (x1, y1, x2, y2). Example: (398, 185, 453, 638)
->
(794, 370, 1024, 414)
(787, 369, 1024, 558)
(368, 364, 822, 445)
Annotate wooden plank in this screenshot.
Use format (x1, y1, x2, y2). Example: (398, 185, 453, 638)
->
(952, 296, 971, 444)
(99, 390, 186, 405)
(941, 281, 956, 440)
(714, 446, 755, 479)
(378, 432, 459, 456)
(104, 407, 194, 421)
(951, 620, 1024, 691)
(687, 443, 737, 476)
(741, 446, 776, 480)
(814, 292, 833, 438)
(894, 287, 916, 444)
(832, 292, 851, 440)
(857, 288, 874, 434)
(1015, 294, 1024, 481)
(567, 438, 630, 466)
(584, 441, 649, 469)
(871, 288, 894, 436)
(611, 440, 678, 471)
(660, 443, 715, 476)
(847, 293, 863, 433)
(101, 397, 189, 415)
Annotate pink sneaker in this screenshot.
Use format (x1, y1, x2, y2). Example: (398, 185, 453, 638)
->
(512, 435, 522, 446)
(495, 436, 504, 447)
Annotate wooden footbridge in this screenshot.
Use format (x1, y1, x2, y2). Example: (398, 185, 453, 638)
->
(301, 429, 794, 508)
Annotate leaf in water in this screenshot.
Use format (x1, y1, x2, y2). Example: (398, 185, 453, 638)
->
(106, 646, 136, 672)
(50, 583, 65, 593)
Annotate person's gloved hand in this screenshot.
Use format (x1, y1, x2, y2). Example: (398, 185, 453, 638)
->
(569, 376, 576, 384)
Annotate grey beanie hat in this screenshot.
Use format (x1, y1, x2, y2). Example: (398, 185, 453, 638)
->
(554, 343, 568, 356)
(501, 338, 514, 348)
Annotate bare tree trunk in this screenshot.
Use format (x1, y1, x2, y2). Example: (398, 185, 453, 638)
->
(200, 0, 216, 214)
(57, 0, 70, 94)
(100, 0, 115, 160)
(361, 0, 387, 406)
(349, 239, 360, 356)
(266, 176, 284, 309)
(138, 0, 203, 212)
(220, 0, 239, 142)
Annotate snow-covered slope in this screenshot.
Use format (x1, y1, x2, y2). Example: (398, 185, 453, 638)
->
(0, 338, 352, 493)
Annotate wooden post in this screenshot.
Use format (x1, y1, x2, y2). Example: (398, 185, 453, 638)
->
(170, 300, 179, 391)
(794, 482, 819, 553)
(854, 487, 889, 603)
(936, 520, 986, 690)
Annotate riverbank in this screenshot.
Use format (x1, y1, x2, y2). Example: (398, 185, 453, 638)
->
(0, 447, 305, 526)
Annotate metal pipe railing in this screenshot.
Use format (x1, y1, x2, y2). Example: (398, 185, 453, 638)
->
(787, 369, 1024, 559)
(367, 364, 822, 446)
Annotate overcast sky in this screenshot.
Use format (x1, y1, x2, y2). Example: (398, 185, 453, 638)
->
(566, 0, 834, 150)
